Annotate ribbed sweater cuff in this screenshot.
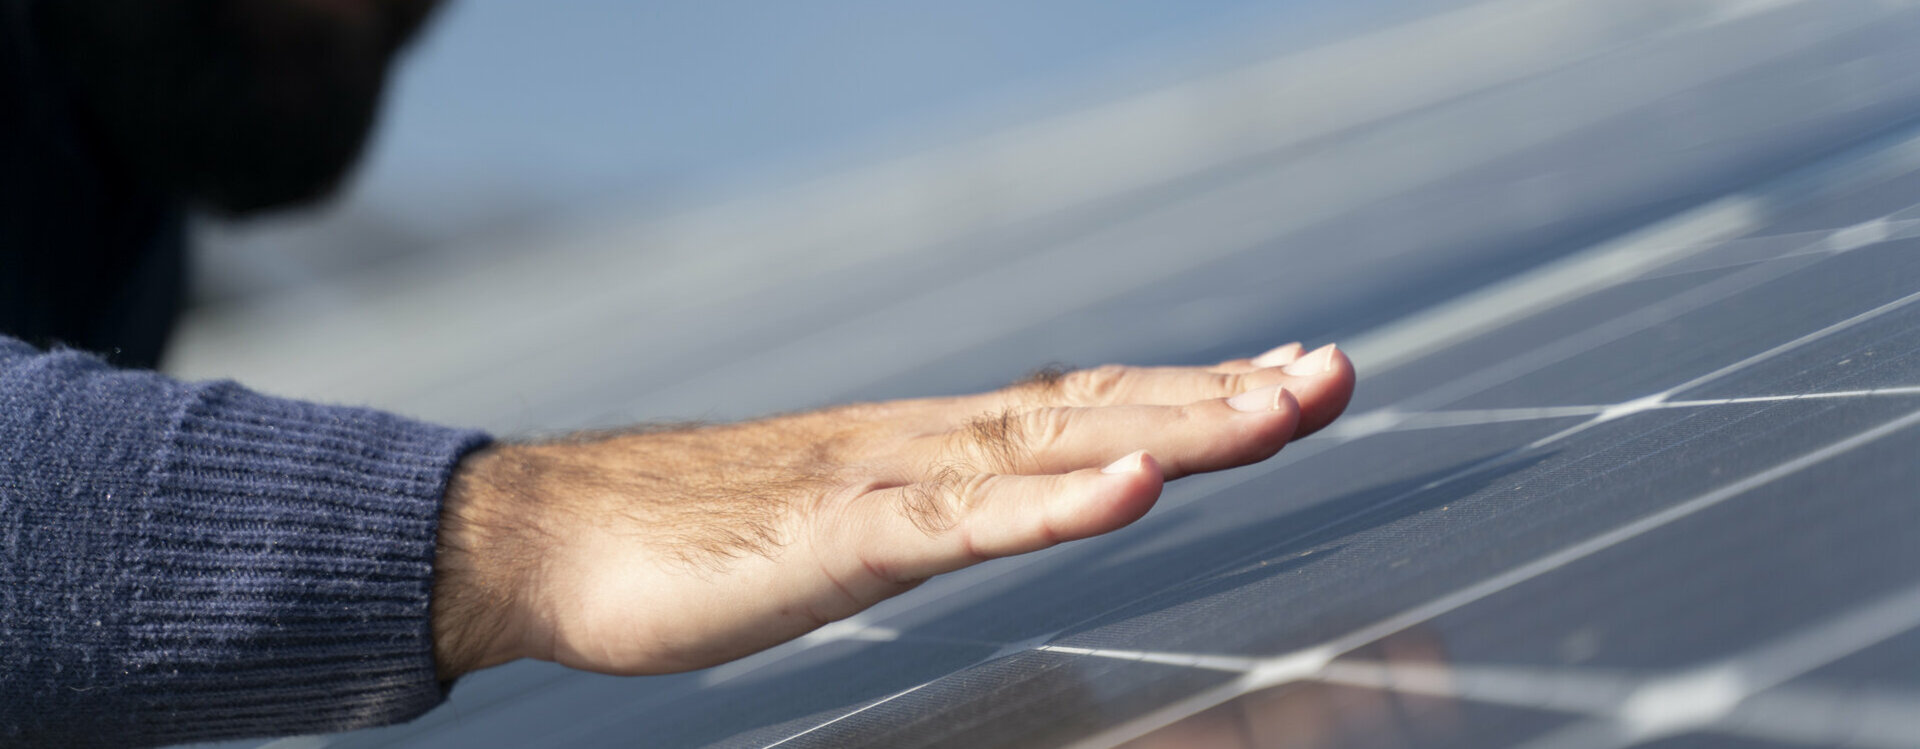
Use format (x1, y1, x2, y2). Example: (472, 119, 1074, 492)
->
(126, 382, 490, 743)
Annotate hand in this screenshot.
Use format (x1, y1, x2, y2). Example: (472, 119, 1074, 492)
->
(431, 343, 1355, 680)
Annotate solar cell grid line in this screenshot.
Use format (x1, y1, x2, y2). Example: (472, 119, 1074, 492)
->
(757, 682, 935, 749)
(1312, 250, 1903, 447)
(1634, 218, 1920, 283)
(1056, 405, 1920, 749)
(1307, 582, 1920, 747)
(1372, 385, 1920, 433)
(1720, 688, 1920, 748)
(1314, 578, 1920, 745)
(1500, 581, 1920, 749)
(1502, 277, 1920, 450)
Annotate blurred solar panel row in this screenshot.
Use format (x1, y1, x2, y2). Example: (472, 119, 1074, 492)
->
(192, 1, 1920, 747)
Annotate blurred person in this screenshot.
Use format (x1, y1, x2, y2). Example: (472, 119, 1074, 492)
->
(0, 1, 1355, 746)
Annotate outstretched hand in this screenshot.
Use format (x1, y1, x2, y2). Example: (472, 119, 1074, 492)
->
(431, 342, 1355, 679)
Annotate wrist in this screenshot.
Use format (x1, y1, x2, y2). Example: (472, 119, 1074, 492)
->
(432, 443, 536, 681)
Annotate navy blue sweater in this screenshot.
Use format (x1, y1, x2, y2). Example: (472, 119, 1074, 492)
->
(0, 337, 491, 747)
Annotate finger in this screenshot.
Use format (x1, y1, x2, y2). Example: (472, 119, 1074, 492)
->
(1002, 344, 1349, 415)
(861, 452, 1165, 581)
(1284, 344, 1357, 439)
(1205, 343, 1361, 440)
(927, 386, 1301, 479)
(1056, 363, 1276, 407)
(1214, 341, 1304, 374)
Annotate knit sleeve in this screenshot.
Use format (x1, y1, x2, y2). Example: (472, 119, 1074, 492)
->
(0, 337, 492, 747)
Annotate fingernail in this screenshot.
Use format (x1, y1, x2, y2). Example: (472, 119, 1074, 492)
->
(1251, 342, 1304, 368)
(1228, 384, 1288, 413)
(1102, 450, 1148, 474)
(1282, 344, 1337, 376)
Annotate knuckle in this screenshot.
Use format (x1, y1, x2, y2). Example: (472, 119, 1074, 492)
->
(1019, 407, 1076, 455)
(1065, 364, 1131, 404)
(898, 464, 968, 534)
(955, 473, 997, 512)
(1214, 371, 1247, 395)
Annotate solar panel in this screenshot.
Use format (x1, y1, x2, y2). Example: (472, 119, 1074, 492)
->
(192, 2, 1920, 748)
(667, 144, 1920, 749)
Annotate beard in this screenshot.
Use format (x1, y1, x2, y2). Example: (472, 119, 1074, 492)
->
(34, 0, 439, 215)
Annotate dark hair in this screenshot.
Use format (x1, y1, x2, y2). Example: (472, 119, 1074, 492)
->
(34, 0, 438, 214)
